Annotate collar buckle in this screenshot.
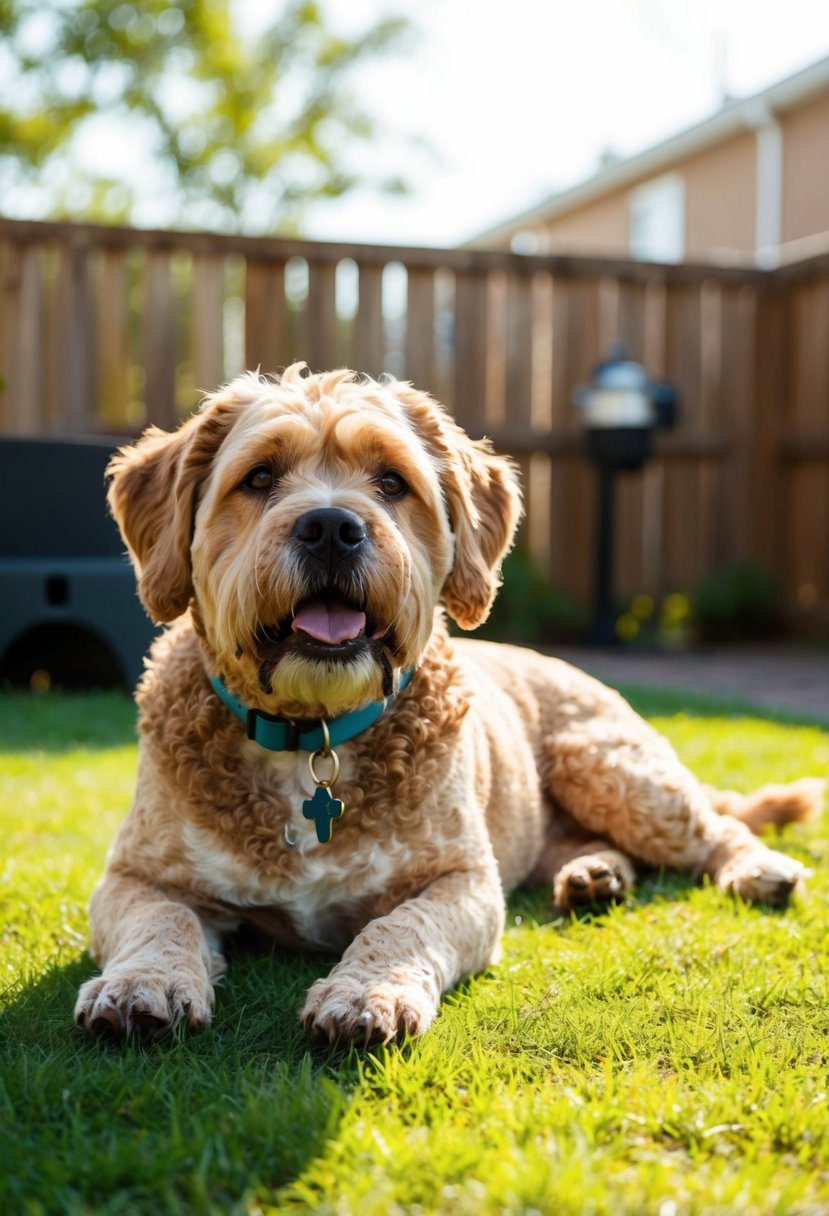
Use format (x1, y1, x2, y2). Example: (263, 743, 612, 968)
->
(246, 707, 301, 749)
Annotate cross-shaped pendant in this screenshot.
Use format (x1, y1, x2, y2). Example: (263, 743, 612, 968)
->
(302, 785, 345, 844)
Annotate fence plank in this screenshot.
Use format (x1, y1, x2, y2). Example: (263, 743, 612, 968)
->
(354, 263, 384, 377)
(504, 272, 533, 426)
(610, 279, 650, 598)
(54, 242, 97, 433)
(503, 272, 534, 549)
(453, 270, 488, 431)
(788, 464, 829, 615)
(639, 279, 669, 592)
(7, 245, 46, 435)
(99, 248, 130, 427)
(662, 283, 704, 593)
(405, 267, 435, 393)
(715, 285, 756, 568)
(547, 277, 601, 603)
(530, 272, 553, 432)
(307, 260, 338, 373)
(244, 259, 288, 375)
(190, 253, 225, 393)
(0, 242, 22, 433)
(143, 250, 177, 428)
(783, 277, 829, 619)
(696, 280, 723, 577)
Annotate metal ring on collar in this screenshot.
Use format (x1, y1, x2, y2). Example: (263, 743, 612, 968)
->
(308, 720, 340, 787)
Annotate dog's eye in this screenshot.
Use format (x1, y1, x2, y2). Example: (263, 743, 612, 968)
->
(378, 471, 407, 498)
(244, 467, 273, 492)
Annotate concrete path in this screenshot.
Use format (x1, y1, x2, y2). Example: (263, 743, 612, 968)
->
(552, 645, 829, 721)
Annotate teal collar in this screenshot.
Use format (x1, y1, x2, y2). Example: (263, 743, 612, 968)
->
(209, 669, 413, 753)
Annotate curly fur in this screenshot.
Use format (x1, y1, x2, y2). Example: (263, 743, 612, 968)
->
(76, 364, 824, 1045)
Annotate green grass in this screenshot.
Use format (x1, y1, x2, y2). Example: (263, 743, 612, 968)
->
(2, 686, 828, 1215)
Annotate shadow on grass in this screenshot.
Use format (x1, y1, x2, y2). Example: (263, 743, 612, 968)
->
(0, 689, 138, 752)
(0, 944, 363, 1214)
(506, 868, 700, 930)
(505, 862, 809, 933)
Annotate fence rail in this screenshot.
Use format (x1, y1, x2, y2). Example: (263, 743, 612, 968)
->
(1, 216, 827, 630)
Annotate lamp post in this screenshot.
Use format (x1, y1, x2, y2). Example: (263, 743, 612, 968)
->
(573, 342, 677, 645)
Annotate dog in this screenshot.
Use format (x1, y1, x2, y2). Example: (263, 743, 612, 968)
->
(75, 364, 822, 1044)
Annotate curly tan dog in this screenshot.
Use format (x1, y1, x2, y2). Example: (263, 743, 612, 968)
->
(75, 364, 822, 1044)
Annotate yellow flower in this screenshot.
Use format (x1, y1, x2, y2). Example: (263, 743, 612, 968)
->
(616, 614, 639, 642)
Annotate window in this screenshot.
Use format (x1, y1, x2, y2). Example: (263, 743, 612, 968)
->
(628, 173, 685, 263)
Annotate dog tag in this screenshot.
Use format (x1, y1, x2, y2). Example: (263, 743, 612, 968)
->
(302, 785, 345, 844)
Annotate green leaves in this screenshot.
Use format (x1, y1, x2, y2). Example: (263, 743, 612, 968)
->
(0, 0, 411, 231)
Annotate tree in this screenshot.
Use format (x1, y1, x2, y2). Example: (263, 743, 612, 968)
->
(0, 0, 410, 233)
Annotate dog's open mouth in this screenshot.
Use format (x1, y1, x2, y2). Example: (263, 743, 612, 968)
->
(256, 594, 391, 663)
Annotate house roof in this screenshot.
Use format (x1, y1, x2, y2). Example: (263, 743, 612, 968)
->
(469, 53, 829, 249)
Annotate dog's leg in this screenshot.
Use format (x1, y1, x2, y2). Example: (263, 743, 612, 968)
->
(300, 864, 505, 1044)
(545, 727, 809, 905)
(75, 875, 225, 1039)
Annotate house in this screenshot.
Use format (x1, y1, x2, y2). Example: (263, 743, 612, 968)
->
(470, 55, 829, 268)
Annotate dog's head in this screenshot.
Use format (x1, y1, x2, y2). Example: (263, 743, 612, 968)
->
(108, 365, 522, 717)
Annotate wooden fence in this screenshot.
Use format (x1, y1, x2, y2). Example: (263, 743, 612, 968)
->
(1, 216, 827, 631)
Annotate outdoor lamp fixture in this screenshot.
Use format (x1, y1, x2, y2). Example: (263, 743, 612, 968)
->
(573, 341, 677, 645)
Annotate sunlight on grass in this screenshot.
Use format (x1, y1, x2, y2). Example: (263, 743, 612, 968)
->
(1, 687, 828, 1215)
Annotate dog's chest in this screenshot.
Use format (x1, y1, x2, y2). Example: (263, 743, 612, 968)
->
(182, 746, 409, 948)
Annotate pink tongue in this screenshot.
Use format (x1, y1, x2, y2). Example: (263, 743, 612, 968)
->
(291, 599, 367, 645)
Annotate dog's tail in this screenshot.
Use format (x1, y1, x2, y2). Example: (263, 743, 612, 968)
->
(706, 778, 825, 835)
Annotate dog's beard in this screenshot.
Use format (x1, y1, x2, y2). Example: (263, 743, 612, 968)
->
(256, 632, 395, 696)
(256, 641, 396, 718)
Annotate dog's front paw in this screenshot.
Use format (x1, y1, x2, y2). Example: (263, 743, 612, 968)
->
(553, 850, 635, 910)
(717, 847, 809, 906)
(75, 967, 214, 1041)
(300, 972, 437, 1044)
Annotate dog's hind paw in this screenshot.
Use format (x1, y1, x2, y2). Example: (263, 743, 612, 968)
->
(553, 849, 635, 911)
(75, 969, 214, 1041)
(717, 846, 809, 906)
(300, 972, 437, 1045)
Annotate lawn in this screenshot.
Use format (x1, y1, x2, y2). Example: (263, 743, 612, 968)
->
(2, 684, 828, 1215)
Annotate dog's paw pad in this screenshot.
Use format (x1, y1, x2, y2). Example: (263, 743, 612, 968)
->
(554, 851, 634, 911)
(130, 998, 173, 1038)
(301, 975, 436, 1044)
(90, 1004, 127, 1041)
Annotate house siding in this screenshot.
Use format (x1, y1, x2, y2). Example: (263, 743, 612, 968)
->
(537, 189, 630, 255)
(681, 130, 757, 260)
(534, 129, 758, 263)
(781, 90, 829, 244)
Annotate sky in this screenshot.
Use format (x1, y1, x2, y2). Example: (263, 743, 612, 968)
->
(285, 0, 829, 248)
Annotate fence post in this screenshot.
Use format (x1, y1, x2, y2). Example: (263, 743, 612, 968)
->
(143, 250, 177, 429)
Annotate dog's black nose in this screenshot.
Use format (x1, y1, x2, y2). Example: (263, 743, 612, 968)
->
(293, 508, 366, 567)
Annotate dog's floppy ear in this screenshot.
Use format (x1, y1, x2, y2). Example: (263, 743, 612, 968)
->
(107, 395, 239, 623)
(441, 436, 523, 629)
(394, 384, 523, 630)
